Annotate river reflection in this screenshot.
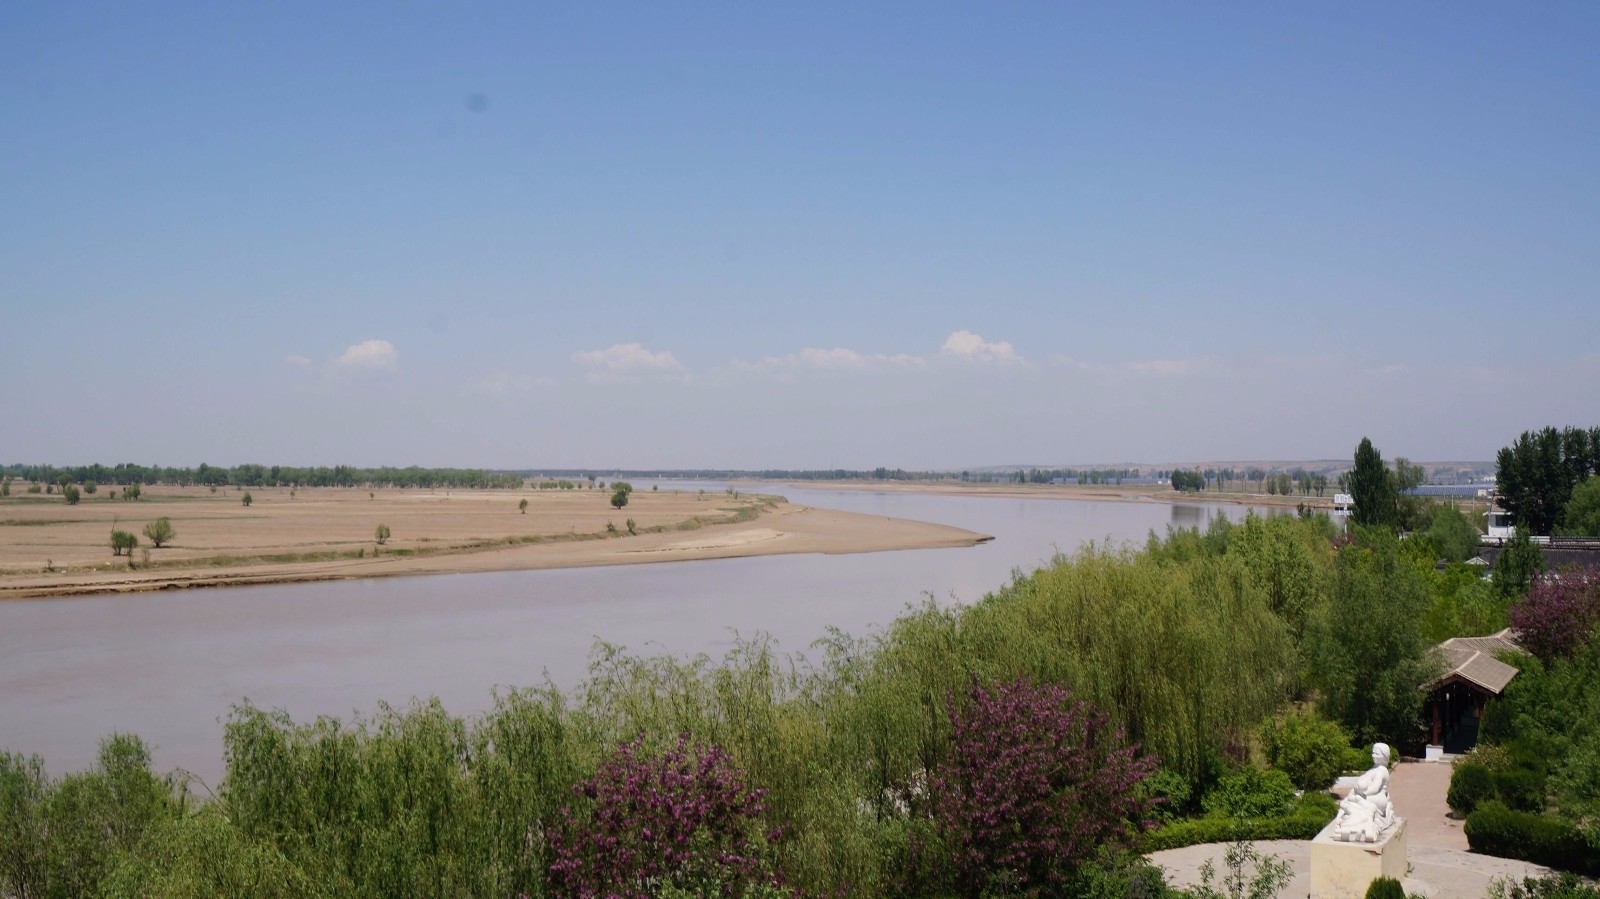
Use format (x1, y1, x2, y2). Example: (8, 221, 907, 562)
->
(0, 485, 1271, 779)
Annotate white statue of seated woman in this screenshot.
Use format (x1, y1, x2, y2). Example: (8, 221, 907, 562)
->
(1331, 742, 1397, 842)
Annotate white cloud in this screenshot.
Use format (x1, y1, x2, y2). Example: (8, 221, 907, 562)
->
(285, 354, 312, 368)
(939, 330, 1022, 365)
(335, 339, 398, 370)
(572, 343, 684, 383)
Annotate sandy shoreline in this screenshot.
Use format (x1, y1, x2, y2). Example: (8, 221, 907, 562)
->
(0, 491, 989, 600)
(0, 478, 1310, 601)
(760, 479, 1331, 509)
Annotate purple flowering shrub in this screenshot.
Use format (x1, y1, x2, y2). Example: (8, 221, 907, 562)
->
(545, 734, 786, 899)
(1510, 567, 1600, 662)
(930, 677, 1159, 897)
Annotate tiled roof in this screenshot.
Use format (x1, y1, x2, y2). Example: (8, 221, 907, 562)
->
(1425, 629, 1522, 695)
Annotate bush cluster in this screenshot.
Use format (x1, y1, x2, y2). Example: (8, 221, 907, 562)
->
(1259, 708, 1351, 792)
(1464, 801, 1600, 876)
(1200, 767, 1296, 820)
(1366, 876, 1406, 899)
(1490, 873, 1600, 899)
(1140, 793, 1336, 852)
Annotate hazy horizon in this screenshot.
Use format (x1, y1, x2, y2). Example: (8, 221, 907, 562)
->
(6, 5, 1597, 469)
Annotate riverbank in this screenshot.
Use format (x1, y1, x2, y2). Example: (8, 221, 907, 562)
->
(763, 479, 1328, 509)
(0, 485, 990, 600)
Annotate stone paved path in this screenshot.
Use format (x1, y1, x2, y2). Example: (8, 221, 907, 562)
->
(1390, 759, 1468, 851)
(1147, 760, 1553, 899)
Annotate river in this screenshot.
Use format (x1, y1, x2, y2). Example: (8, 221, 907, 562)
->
(0, 484, 1272, 781)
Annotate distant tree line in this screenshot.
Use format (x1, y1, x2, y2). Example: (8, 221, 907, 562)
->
(0, 463, 522, 490)
(1495, 426, 1600, 535)
(513, 468, 969, 482)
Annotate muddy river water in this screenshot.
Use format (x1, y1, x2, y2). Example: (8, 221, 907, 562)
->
(0, 483, 1272, 781)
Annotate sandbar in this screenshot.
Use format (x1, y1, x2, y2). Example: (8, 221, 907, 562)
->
(0, 485, 990, 600)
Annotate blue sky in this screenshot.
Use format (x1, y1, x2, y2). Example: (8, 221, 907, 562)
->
(4, 3, 1598, 469)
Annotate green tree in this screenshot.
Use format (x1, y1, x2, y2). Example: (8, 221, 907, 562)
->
(374, 524, 390, 545)
(1561, 476, 1600, 537)
(241, 492, 253, 507)
(83, 481, 97, 495)
(1429, 504, 1482, 563)
(142, 518, 174, 548)
(1349, 438, 1396, 528)
(1393, 456, 1428, 532)
(64, 485, 81, 505)
(123, 484, 141, 501)
(1497, 427, 1584, 535)
(1492, 526, 1544, 599)
(518, 498, 528, 515)
(611, 488, 629, 510)
(1306, 529, 1438, 745)
(110, 531, 138, 556)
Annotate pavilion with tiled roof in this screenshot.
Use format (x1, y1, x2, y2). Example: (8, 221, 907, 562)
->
(1423, 628, 1521, 754)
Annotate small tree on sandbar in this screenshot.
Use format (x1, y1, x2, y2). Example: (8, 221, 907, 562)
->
(242, 491, 253, 507)
(519, 498, 529, 515)
(110, 530, 138, 556)
(374, 524, 390, 545)
(143, 517, 174, 548)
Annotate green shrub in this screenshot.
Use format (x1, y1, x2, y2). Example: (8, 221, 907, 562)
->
(1507, 734, 1557, 776)
(110, 531, 138, 557)
(1342, 745, 1372, 773)
(1489, 872, 1600, 899)
(1202, 767, 1296, 819)
(1139, 768, 1194, 822)
(1142, 792, 1335, 852)
(1481, 699, 1517, 743)
(1449, 763, 1494, 817)
(1260, 707, 1351, 791)
(1366, 875, 1406, 899)
(1491, 766, 1546, 812)
(1460, 743, 1514, 772)
(1464, 801, 1599, 876)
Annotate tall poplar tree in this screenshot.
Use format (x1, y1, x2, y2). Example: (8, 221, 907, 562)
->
(1350, 437, 1395, 528)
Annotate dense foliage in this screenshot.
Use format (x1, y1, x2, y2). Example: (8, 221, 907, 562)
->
(1496, 426, 1600, 535)
(1511, 568, 1600, 662)
(546, 735, 782, 899)
(929, 677, 1157, 897)
(1564, 476, 1600, 537)
(1304, 529, 1438, 747)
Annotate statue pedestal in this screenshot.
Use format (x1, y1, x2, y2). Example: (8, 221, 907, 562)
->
(1310, 818, 1407, 899)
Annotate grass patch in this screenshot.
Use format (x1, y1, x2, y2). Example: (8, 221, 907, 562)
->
(0, 519, 79, 527)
